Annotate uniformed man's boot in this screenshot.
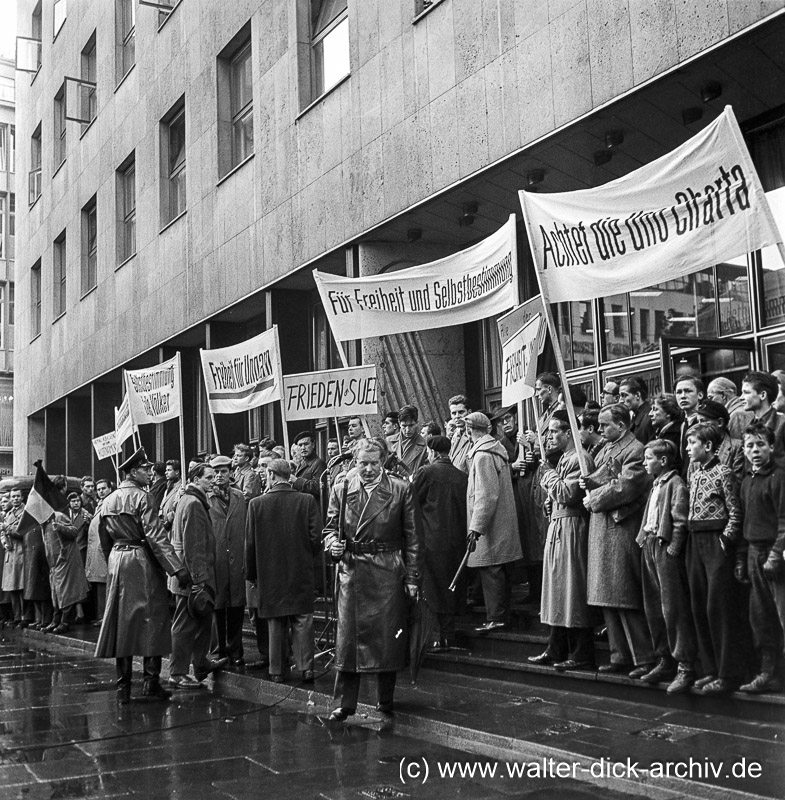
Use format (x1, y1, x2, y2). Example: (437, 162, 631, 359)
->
(116, 657, 132, 704)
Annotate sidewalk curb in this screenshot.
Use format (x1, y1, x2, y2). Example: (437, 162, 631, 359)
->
(19, 628, 776, 800)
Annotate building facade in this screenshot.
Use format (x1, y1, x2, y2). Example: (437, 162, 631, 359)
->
(0, 57, 15, 477)
(13, 0, 785, 478)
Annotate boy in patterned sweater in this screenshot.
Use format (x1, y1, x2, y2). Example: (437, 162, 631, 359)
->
(685, 423, 746, 694)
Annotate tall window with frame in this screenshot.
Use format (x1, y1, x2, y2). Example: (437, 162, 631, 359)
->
(230, 42, 253, 168)
(53, 233, 66, 318)
(116, 0, 135, 82)
(310, 0, 349, 100)
(29, 124, 41, 205)
(117, 155, 136, 264)
(15, 1, 43, 74)
(31, 260, 41, 338)
(80, 33, 97, 131)
(81, 197, 97, 295)
(53, 85, 66, 170)
(0, 196, 5, 260)
(161, 101, 186, 225)
(217, 27, 253, 177)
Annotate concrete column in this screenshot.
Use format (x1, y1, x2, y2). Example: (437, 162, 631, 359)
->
(26, 415, 46, 474)
(357, 241, 467, 432)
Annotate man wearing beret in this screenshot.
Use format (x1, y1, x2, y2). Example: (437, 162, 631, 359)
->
(96, 448, 190, 703)
(292, 431, 327, 501)
(208, 455, 247, 666)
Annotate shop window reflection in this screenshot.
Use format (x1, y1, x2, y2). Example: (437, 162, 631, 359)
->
(556, 301, 595, 370)
(717, 258, 752, 336)
(759, 187, 785, 328)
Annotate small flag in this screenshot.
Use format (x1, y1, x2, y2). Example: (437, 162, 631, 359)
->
(16, 461, 68, 536)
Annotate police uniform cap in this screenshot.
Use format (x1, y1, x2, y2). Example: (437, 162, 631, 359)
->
(119, 447, 152, 473)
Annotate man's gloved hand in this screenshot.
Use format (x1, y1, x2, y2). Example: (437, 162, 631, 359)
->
(329, 540, 346, 559)
(175, 568, 191, 589)
(734, 560, 749, 584)
(763, 552, 783, 582)
(467, 531, 481, 552)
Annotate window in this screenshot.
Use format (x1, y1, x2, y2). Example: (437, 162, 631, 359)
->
(116, 0, 135, 81)
(16, 0, 42, 74)
(31, 260, 41, 338)
(161, 100, 186, 225)
(217, 28, 253, 176)
(0, 125, 10, 171)
(116, 155, 136, 263)
(0, 77, 14, 105)
(29, 124, 42, 205)
(310, 0, 349, 100)
(230, 43, 253, 167)
(0, 195, 13, 262)
(79, 34, 98, 130)
(81, 197, 97, 295)
(555, 301, 595, 369)
(53, 85, 66, 169)
(53, 233, 66, 318)
(53, 0, 67, 38)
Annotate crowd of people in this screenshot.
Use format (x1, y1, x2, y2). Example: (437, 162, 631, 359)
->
(1, 366, 784, 712)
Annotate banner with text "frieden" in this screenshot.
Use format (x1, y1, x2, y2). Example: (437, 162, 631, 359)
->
(124, 354, 182, 426)
(282, 365, 378, 422)
(313, 215, 517, 341)
(519, 106, 783, 303)
(200, 328, 282, 415)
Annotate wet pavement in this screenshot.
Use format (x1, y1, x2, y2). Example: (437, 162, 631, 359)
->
(0, 627, 783, 800)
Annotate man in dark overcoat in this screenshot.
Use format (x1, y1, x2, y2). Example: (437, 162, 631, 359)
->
(412, 435, 468, 650)
(246, 458, 321, 682)
(323, 438, 422, 721)
(96, 448, 189, 703)
(208, 455, 247, 666)
(169, 462, 223, 688)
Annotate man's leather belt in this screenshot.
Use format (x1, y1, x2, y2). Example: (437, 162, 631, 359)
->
(113, 543, 144, 550)
(345, 540, 401, 554)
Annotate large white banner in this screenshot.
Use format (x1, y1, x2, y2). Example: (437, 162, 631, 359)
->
(313, 215, 517, 341)
(283, 365, 378, 422)
(200, 327, 282, 415)
(92, 432, 119, 461)
(501, 316, 542, 406)
(114, 396, 135, 449)
(124, 354, 182, 425)
(519, 106, 783, 303)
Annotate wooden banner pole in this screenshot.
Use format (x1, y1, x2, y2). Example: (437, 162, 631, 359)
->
(176, 352, 187, 487)
(272, 325, 291, 458)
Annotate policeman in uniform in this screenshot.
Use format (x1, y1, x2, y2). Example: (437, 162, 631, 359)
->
(96, 448, 189, 703)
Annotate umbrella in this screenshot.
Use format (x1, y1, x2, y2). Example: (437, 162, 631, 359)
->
(408, 592, 439, 685)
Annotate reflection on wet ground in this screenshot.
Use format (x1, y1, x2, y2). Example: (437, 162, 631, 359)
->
(0, 635, 644, 800)
(2, 630, 784, 800)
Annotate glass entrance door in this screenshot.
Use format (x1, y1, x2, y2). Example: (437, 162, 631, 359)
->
(659, 336, 756, 393)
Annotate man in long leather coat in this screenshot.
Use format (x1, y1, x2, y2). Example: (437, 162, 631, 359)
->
(323, 438, 422, 721)
(96, 448, 189, 703)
